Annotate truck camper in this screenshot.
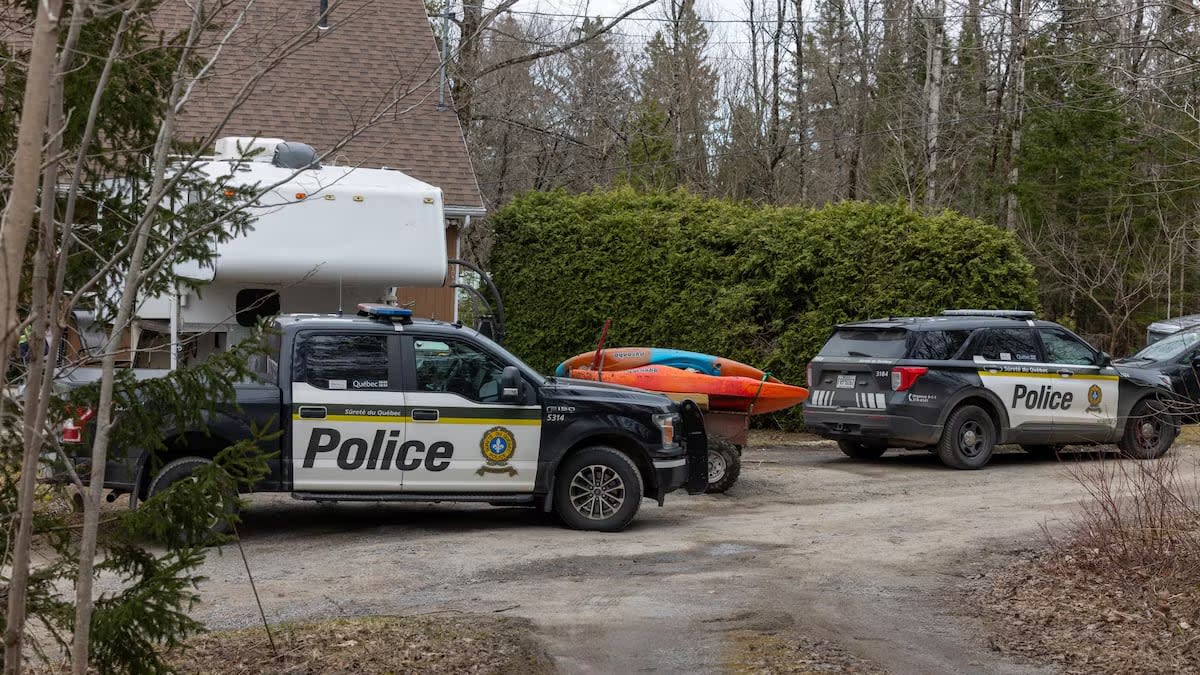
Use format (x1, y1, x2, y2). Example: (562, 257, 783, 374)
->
(131, 137, 451, 368)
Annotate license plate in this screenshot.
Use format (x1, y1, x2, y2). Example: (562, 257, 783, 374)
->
(836, 375, 856, 389)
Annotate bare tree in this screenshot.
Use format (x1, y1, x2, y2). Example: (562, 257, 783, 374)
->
(923, 0, 945, 208)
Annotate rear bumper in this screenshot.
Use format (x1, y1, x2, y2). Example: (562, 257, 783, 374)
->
(42, 453, 139, 492)
(804, 409, 941, 446)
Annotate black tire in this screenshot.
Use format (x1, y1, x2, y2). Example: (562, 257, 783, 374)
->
(146, 457, 237, 538)
(937, 405, 997, 470)
(553, 447, 643, 532)
(1118, 399, 1177, 460)
(705, 437, 741, 494)
(837, 440, 888, 460)
(1021, 444, 1064, 459)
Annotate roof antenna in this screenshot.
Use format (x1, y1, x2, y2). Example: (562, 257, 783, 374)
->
(337, 275, 343, 316)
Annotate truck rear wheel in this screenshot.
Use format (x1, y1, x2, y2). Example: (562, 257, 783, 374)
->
(146, 457, 237, 540)
(554, 447, 643, 532)
(937, 405, 996, 470)
(837, 440, 887, 460)
(705, 437, 741, 494)
(1118, 399, 1176, 460)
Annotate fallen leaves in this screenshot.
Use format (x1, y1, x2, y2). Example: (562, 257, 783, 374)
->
(167, 614, 555, 674)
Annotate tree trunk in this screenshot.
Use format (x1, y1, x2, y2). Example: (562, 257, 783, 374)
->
(924, 0, 945, 209)
(3, 2, 69, 671)
(791, 0, 806, 202)
(0, 0, 64, 389)
(1005, 0, 1027, 231)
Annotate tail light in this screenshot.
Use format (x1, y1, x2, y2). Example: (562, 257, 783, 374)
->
(890, 367, 928, 392)
(806, 363, 814, 387)
(62, 407, 94, 444)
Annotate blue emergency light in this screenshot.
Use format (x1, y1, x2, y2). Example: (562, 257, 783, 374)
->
(358, 303, 413, 321)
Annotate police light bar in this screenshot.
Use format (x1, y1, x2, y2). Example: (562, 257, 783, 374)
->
(941, 309, 1035, 319)
(358, 303, 413, 321)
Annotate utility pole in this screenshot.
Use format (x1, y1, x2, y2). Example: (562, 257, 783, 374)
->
(439, 1, 453, 110)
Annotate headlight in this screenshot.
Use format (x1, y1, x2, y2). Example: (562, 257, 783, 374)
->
(653, 413, 679, 446)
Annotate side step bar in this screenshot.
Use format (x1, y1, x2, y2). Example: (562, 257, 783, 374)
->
(291, 492, 536, 504)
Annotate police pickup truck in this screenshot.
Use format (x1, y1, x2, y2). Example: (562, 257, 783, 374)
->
(803, 310, 1179, 469)
(62, 305, 708, 532)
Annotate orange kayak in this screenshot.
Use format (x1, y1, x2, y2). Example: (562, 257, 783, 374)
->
(569, 365, 808, 415)
(556, 347, 780, 382)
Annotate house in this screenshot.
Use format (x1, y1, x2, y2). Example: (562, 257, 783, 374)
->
(157, 0, 484, 321)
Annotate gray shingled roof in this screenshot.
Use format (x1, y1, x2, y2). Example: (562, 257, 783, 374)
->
(159, 0, 484, 211)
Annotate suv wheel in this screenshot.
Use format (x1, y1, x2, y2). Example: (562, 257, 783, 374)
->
(1118, 399, 1176, 460)
(705, 437, 741, 494)
(837, 440, 887, 460)
(554, 447, 644, 532)
(937, 405, 996, 470)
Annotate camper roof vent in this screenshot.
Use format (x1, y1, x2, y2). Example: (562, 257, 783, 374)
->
(273, 142, 321, 170)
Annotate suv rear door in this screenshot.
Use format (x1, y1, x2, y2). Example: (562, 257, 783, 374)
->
(808, 327, 907, 410)
(964, 326, 1049, 431)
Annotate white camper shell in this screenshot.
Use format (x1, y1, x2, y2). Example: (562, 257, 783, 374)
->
(134, 137, 449, 368)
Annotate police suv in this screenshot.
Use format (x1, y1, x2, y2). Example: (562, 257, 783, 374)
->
(803, 310, 1178, 469)
(63, 306, 708, 532)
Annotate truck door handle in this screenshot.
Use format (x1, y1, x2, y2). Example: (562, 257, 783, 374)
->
(412, 409, 439, 422)
(298, 406, 327, 419)
(1058, 370, 1074, 378)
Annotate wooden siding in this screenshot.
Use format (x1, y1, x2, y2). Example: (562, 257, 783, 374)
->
(391, 225, 458, 321)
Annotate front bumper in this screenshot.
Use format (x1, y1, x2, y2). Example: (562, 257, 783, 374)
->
(804, 408, 941, 446)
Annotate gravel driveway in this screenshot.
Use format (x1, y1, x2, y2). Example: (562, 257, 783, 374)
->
(187, 438, 1200, 674)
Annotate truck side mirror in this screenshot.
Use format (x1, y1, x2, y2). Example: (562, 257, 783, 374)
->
(1097, 351, 1112, 368)
(1190, 352, 1200, 368)
(500, 366, 522, 403)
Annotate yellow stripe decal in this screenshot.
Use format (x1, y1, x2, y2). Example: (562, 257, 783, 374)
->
(292, 414, 542, 426)
(977, 371, 1120, 381)
(437, 417, 542, 426)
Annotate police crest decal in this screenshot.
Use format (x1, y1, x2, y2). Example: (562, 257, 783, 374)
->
(1087, 384, 1103, 412)
(478, 426, 517, 476)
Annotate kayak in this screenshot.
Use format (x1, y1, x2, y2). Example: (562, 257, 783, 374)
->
(568, 365, 808, 415)
(555, 347, 779, 382)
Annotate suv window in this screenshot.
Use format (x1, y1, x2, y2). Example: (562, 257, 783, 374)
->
(819, 328, 908, 359)
(294, 333, 389, 390)
(1039, 328, 1096, 366)
(968, 328, 1040, 363)
(413, 339, 506, 403)
(908, 330, 970, 360)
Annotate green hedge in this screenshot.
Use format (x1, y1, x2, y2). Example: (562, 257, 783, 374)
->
(489, 189, 1038, 427)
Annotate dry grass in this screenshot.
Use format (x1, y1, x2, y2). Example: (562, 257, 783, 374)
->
(165, 615, 555, 674)
(983, 452, 1200, 673)
(725, 630, 885, 674)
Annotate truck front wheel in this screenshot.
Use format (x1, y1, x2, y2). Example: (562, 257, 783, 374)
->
(146, 457, 238, 539)
(554, 447, 644, 532)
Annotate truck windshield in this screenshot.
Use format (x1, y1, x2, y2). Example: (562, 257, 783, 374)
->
(819, 328, 909, 359)
(472, 333, 546, 385)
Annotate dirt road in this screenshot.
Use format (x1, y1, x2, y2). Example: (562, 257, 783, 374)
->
(187, 439, 1200, 674)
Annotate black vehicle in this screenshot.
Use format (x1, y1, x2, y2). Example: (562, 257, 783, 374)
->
(1146, 314, 1200, 346)
(59, 305, 708, 532)
(803, 310, 1178, 469)
(1117, 328, 1200, 422)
